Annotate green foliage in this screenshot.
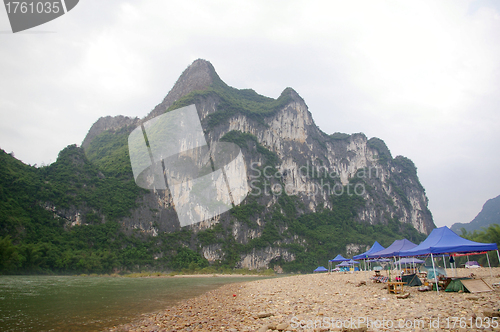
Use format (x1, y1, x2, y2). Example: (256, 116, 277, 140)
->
(170, 247, 208, 271)
(197, 224, 224, 246)
(330, 132, 351, 140)
(462, 224, 500, 248)
(0, 236, 23, 271)
(220, 130, 279, 166)
(166, 78, 294, 128)
(392, 156, 417, 178)
(367, 137, 392, 163)
(459, 224, 500, 267)
(230, 201, 263, 228)
(276, 191, 426, 272)
(0, 148, 208, 275)
(36, 141, 143, 221)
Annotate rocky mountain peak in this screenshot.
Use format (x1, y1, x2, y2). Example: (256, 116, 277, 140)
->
(82, 59, 217, 149)
(82, 115, 139, 150)
(146, 59, 219, 120)
(281, 87, 304, 103)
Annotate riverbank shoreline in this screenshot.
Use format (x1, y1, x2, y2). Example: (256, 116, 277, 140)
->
(0, 274, 273, 332)
(170, 274, 276, 278)
(108, 267, 500, 332)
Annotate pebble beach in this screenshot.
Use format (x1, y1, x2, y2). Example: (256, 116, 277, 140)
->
(108, 268, 500, 332)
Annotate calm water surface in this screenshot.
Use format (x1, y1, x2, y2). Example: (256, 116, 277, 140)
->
(0, 275, 268, 332)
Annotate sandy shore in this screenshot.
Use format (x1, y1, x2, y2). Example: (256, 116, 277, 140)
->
(108, 268, 500, 331)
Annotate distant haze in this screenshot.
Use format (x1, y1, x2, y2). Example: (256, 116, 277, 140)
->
(451, 195, 500, 233)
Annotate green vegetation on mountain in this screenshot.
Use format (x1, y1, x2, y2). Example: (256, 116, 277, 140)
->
(220, 130, 278, 166)
(329, 132, 350, 140)
(0, 141, 428, 274)
(367, 137, 392, 164)
(0, 147, 203, 274)
(166, 73, 294, 128)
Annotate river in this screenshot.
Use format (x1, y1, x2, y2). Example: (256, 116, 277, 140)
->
(0, 275, 269, 331)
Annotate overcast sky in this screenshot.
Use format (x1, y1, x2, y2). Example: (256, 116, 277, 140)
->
(1, 0, 499, 228)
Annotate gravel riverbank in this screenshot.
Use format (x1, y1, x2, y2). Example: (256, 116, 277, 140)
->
(108, 268, 500, 331)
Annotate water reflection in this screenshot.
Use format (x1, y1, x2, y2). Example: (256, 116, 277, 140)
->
(0, 275, 267, 331)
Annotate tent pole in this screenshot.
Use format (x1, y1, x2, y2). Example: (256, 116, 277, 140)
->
(496, 250, 500, 267)
(450, 255, 456, 278)
(431, 253, 439, 294)
(486, 252, 492, 278)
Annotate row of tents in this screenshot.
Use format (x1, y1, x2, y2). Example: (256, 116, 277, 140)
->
(325, 226, 500, 292)
(351, 226, 498, 260)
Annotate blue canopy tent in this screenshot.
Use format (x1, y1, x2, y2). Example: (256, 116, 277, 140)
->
(330, 254, 349, 262)
(394, 257, 425, 265)
(336, 260, 352, 272)
(394, 257, 425, 275)
(367, 239, 417, 259)
(337, 261, 351, 266)
(399, 226, 499, 292)
(313, 266, 328, 273)
(368, 258, 391, 271)
(328, 254, 349, 272)
(353, 241, 385, 271)
(348, 259, 360, 271)
(400, 226, 498, 257)
(366, 239, 417, 278)
(369, 258, 391, 262)
(353, 241, 385, 260)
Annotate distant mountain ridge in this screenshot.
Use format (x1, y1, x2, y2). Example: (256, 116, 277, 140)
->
(451, 195, 500, 233)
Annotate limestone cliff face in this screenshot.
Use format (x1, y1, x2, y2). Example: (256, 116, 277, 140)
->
(145, 59, 218, 121)
(192, 85, 434, 235)
(82, 115, 140, 151)
(81, 59, 435, 270)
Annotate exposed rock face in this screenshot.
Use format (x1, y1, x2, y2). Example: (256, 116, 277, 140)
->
(81, 59, 435, 269)
(237, 247, 295, 270)
(201, 244, 224, 264)
(346, 243, 368, 256)
(145, 59, 217, 121)
(82, 115, 139, 150)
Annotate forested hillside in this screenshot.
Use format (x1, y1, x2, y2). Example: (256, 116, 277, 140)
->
(0, 143, 428, 274)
